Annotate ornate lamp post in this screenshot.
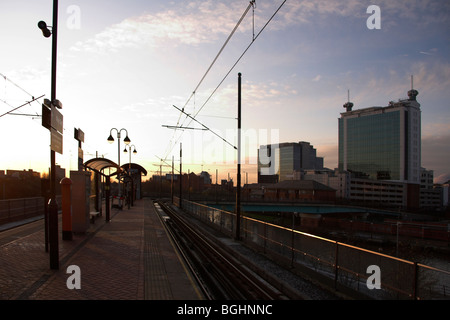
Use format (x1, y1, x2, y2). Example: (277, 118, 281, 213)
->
(124, 144, 137, 207)
(107, 128, 130, 201)
(38, 0, 60, 270)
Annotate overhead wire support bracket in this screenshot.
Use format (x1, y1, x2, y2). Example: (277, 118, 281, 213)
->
(155, 154, 180, 173)
(0, 94, 45, 118)
(162, 125, 207, 131)
(171, 105, 237, 150)
(251, 0, 256, 41)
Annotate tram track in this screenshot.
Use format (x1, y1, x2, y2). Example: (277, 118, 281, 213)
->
(156, 200, 291, 300)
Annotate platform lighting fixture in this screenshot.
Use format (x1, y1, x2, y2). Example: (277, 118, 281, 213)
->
(107, 128, 131, 198)
(123, 145, 137, 154)
(38, 20, 52, 38)
(107, 130, 130, 145)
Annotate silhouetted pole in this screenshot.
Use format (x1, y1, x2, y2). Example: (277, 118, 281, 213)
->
(61, 178, 72, 241)
(171, 156, 174, 204)
(105, 178, 111, 221)
(235, 72, 242, 240)
(48, 0, 59, 270)
(179, 143, 183, 209)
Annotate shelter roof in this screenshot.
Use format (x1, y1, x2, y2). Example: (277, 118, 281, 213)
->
(84, 158, 121, 177)
(121, 163, 147, 176)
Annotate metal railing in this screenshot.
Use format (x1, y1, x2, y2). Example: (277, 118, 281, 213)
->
(178, 198, 450, 300)
(0, 197, 45, 225)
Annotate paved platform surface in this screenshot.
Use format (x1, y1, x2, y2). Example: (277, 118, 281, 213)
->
(0, 198, 204, 300)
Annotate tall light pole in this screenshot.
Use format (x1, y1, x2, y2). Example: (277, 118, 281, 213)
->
(236, 72, 242, 240)
(107, 128, 130, 199)
(38, 0, 60, 270)
(124, 144, 137, 207)
(123, 144, 137, 170)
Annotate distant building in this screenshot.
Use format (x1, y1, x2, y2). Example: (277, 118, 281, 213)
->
(199, 171, 212, 185)
(6, 169, 41, 179)
(419, 168, 441, 209)
(339, 87, 421, 184)
(257, 141, 324, 183)
(244, 180, 336, 202)
(338, 85, 421, 209)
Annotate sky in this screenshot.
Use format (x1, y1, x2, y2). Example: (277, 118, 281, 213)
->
(0, 0, 449, 184)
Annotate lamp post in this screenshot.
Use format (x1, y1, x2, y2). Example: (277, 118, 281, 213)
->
(107, 128, 130, 199)
(123, 144, 137, 170)
(38, 0, 60, 270)
(235, 72, 242, 240)
(124, 144, 137, 207)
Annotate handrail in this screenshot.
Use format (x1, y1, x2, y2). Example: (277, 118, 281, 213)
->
(180, 199, 450, 300)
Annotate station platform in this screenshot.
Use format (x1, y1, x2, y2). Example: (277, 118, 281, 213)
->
(0, 198, 204, 300)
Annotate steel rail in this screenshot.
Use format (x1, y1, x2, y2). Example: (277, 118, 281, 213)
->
(158, 201, 287, 300)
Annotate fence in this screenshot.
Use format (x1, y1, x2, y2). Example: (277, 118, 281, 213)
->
(321, 217, 450, 243)
(178, 198, 450, 300)
(0, 197, 45, 225)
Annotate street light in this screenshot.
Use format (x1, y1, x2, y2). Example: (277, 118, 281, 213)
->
(107, 128, 130, 167)
(124, 144, 137, 169)
(38, 20, 52, 38)
(124, 144, 137, 208)
(107, 128, 130, 201)
(123, 144, 137, 157)
(38, 0, 60, 270)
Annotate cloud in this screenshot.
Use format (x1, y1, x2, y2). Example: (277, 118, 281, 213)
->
(70, 1, 251, 54)
(271, 0, 364, 28)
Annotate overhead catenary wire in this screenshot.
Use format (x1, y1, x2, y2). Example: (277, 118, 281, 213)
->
(173, 104, 236, 150)
(0, 72, 44, 117)
(0, 95, 45, 118)
(164, 1, 256, 162)
(175, 1, 254, 124)
(0, 72, 37, 100)
(191, 0, 286, 120)
(163, 0, 287, 162)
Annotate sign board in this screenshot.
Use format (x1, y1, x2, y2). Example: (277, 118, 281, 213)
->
(42, 104, 51, 130)
(74, 128, 84, 143)
(51, 106, 63, 133)
(51, 128, 63, 154)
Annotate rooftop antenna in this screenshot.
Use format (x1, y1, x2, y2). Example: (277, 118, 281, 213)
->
(343, 89, 353, 112)
(408, 75, 419, 101)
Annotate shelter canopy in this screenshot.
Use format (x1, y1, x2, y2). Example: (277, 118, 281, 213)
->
(121, 163, 147, 176)
(84, 158, 121, 177)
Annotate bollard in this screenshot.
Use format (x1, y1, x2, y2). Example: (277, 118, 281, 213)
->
(61, 177, 73, 241)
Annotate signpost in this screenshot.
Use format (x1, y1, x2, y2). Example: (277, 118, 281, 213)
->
(42, 98, 63, 270)
(51, 128, 63, 154)
(39, 0, 61, 270)
(43, 99, 64, 155)
(74, 128, 84, 171)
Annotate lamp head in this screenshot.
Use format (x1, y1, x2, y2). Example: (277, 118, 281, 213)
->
(107, 134, 114, 144)
(123, 135, 131, 145)
(38, 21, 52, 38)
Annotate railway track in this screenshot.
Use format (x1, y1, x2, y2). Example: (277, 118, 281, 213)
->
(156, 201, 290, 300)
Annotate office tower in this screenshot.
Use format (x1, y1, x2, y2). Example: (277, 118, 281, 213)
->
(338, 85, 420, 183)
(338, 84, 421, 208)
(258, 141, 324, 183)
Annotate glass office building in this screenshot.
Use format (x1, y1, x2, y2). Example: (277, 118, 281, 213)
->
(258, 142, 324, 183)
(339, 89, 421, 185)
